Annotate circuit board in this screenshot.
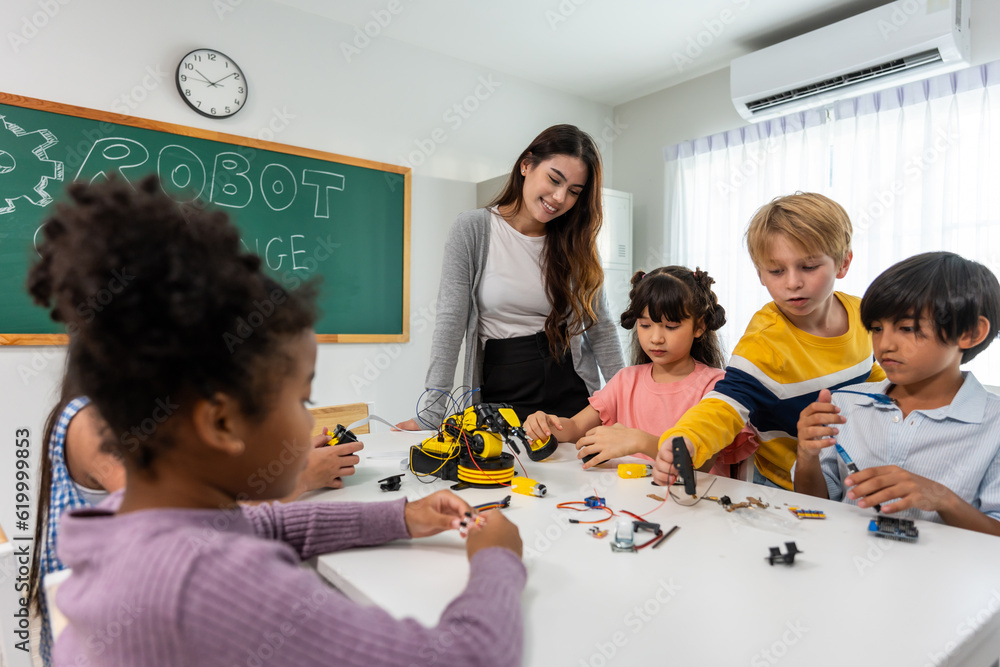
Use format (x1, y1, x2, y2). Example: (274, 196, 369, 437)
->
(868, 516, 919, 542)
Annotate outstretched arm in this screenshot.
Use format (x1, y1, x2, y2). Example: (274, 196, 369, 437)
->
(846, 467, 1000, 537)
(523, 405, 602, 445)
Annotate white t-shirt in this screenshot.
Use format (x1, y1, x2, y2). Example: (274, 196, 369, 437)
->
(478, 209, 549, 344)
(73, 479, 110, 506)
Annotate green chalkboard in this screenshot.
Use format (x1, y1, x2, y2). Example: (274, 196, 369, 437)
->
(0, 93, 410, 345)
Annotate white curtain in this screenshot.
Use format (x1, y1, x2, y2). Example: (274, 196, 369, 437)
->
(664, 60, 1000, 385)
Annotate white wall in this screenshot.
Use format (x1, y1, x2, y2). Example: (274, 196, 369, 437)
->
(612, 0, 1000, 273)
(0, 0, 612, 541)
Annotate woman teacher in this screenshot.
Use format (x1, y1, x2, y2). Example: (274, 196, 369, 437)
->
(398, 124, 624, 430)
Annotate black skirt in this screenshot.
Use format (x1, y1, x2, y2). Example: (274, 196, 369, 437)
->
(480, 331, 590, 422)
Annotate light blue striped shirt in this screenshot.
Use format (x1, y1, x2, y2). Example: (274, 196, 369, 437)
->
(819, 373, 1000, 524)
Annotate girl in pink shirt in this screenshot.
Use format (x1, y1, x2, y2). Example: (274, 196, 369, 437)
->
(524, 266, 756, 474)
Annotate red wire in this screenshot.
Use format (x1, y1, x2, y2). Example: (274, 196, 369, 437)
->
(461, 431, 512, 487)
(556, 502, 616, 524)
(635, 493, 670, 518)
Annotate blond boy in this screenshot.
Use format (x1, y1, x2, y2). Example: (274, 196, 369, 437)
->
(653, 193, 884, 489)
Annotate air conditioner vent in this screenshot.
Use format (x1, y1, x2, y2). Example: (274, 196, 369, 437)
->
(746, 49, 942, 113)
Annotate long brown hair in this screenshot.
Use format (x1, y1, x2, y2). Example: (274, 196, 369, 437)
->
(488, 124, 604, 357)
(27, 350, 83, 614)
(619, 266, 727, 368)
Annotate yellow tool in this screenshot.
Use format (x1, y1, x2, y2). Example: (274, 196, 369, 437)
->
(618, 463, 653, 479)
(511, 476, 547, 497)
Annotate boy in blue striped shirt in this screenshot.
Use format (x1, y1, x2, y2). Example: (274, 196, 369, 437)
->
(795, 252, 1000, 535)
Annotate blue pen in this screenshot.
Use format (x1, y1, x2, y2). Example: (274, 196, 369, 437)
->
(834, 444, 882, 512)
(831, 389, 894, 405)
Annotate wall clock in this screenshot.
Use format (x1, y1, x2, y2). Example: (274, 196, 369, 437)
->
(175, 48, 248, 119)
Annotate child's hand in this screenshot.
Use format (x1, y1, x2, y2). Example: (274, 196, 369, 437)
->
(404, 490, 473, 538)
(296, 432, 363, 493)
(577, 424, 657, 468)
(523, 411, 563, 443)
(796, 389, 844, 459)
(845, 466, 956, 514)
(652, 436, 694, 486)
(465, 509, 522, 560)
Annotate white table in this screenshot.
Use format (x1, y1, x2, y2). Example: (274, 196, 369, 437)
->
(308, 432, 1000, 666)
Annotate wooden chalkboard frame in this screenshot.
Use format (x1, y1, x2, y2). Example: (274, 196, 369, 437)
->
(0, 92, 411, 346)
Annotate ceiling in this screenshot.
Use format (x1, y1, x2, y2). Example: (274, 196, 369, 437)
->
(271, 0, 893, 106)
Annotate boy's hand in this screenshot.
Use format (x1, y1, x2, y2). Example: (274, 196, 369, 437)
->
(523, 411, 563, 443)
(404, 490, 473, 538)
(796, 389, 845, 459)
(466, 509, 522, 560)
(653, 436, 695, 486)
(846, 466, 956, 514)
(577, 424, 657, 468)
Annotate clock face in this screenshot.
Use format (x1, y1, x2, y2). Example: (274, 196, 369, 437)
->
(176, 48, 248, 119)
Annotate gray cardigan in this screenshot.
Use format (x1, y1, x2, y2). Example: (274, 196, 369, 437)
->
(419, 208, 625, 424)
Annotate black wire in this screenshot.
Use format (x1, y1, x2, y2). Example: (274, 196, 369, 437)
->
(667, 476, 717, 507)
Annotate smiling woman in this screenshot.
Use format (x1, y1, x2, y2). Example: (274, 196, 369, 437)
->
(399, 124, 624, 428)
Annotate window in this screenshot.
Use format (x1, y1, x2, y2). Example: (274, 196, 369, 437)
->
(664, 60, 1000, 385)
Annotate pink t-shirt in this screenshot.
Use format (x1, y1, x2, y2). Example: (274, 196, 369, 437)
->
(588, 362, 757, 473)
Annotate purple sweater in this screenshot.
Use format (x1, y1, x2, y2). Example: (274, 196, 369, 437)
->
(52, 497, 525, 666)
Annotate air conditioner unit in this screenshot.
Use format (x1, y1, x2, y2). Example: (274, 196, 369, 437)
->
(731, 0, 971, 123)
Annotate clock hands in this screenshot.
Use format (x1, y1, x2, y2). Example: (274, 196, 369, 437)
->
(194, 70, 238, 88)
(194, 69, 219, 87)
(208, 72, 238, 86)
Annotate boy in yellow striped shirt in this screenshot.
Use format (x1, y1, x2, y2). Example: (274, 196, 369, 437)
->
(653, 193, 884, 489)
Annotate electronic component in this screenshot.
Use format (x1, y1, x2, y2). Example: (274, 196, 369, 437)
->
(766, 542, 802, 565)
(584, 495, 606, 508)
(789, 507, 826, 520)
(835, 443, 882, 512)
(868, 516, 919, 542)
(588, 527, 608, 539)
(611, 517, 636, 553)
(581, 452, 599, 466)
(633, 521, 660, 534)
(511, 476, 547, 497)
(473, 495, 511, 512)
(651, 525, 679, 549)
(610, 518, 664, 552)
(671, 436, 696, 496)
(378, 474, 403, 492)
(618, 463, 653, 479)
(326, 424, 359, 446)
